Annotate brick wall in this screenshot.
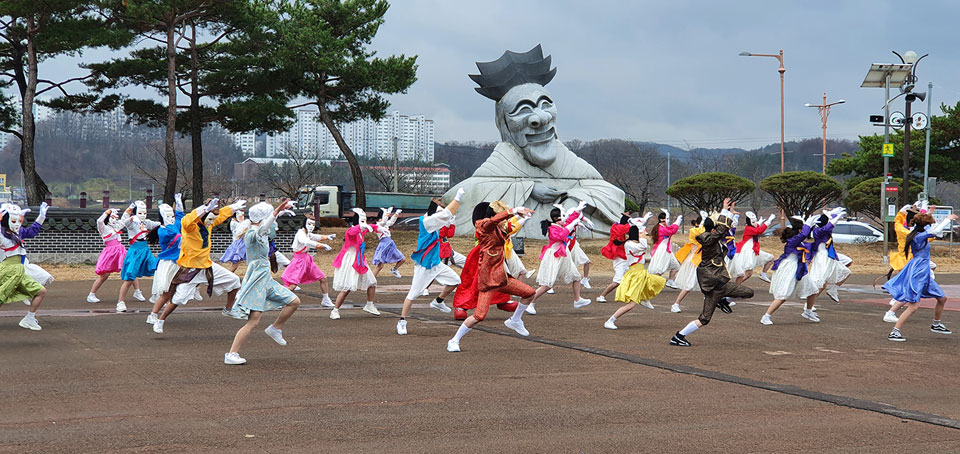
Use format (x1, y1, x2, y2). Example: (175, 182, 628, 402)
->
(20, 209, 304, 265)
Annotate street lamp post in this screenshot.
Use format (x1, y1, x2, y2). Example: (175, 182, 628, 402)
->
(893, 50, 929, 208)
(740, 49, 785, 173)
(804, 93, 845, 174)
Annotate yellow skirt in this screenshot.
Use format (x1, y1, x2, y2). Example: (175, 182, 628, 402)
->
(0, 255, 43, 304)
(615, 263, 667, 304)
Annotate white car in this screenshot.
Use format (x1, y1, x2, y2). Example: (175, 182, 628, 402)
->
(832, 221, 883, 244)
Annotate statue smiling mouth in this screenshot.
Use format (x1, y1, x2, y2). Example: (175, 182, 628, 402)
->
(526, 127, 556, 144)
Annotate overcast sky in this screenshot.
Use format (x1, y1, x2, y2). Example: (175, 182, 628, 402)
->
(34, 0, 960, 149)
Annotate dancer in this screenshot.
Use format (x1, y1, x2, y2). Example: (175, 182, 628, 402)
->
(87, 208, 126, 303)
(0, 204, 46, 330)
(669, 199, 754, 347)
(524, 202, 591, 315)
(452, 200, 525, 320)
(565, 206, 593, 289)
(220, 210, 249, 273)
(14, 202, 54, 300)
(447, 202, 536, 351)
(372, 207, 405, 278)
(647, 209, 682, 289)
(153, 198, 246, 334)
(729, 211, 777, 284)
(330, 208, 381, 320)
(670, 212, 708, 313)
(116, 201, 160, 313)
(281, 213, 335, 306)
(146, 194, 186, 324)
(882, 202, 937, 322)
(225, 199, 302, 365)
(604, 221, 667, 329)
(397, 189, 465, 335)
(760, 215, 816, 325)
(794, 207, 847, 323)
(884, 211, 956, 341)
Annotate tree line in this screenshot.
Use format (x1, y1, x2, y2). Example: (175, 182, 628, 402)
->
(1, 0, 416, 208)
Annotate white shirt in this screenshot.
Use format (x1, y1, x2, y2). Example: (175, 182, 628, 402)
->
(291, 229, 328, 253)
(97, 211, 122, 244)
(625, 239, 648, 266)
(230, 219, 251, 241)
(121, 212, 160, 243)
(421, 208, 455, 234)
(0, 233, 25, 258)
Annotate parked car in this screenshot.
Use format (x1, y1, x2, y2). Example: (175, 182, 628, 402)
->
(832, 221, 883, 244)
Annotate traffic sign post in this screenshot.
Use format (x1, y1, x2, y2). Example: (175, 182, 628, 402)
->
(882, 143, 895, 157)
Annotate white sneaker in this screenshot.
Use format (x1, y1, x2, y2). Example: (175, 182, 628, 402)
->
(446, 339, 461, 352)
(397, 319, 407, 335)
(889, 299, 897, 306)
(430, 300, 452, 313)
(146, 313, 158, 325)
(546, 288, 555, 294)
(580, 277, 592, 289)
(826, 287, 840, 302)
(193, 289, 203, 301)
(524, 269, 536, 279)
(152, 319, 164, 334)
(321, 296, 334, 308)
(421, 288, 430, 296)
(573, 298, 591, 309)
(504, 318, 529, 336)
(116, 301, 127, 313)
(19, 316, 41, 331)
(810, 305, 817, 312)
(525, 304, 537, 315)
(596, 295, 607, 303)
(728, 300, 737, 307)
(671, 303, 681, 313)
(801, 310, 820, 323)
(758, 273, 771, 283)
(603, 319, 618, 330)
(665, 280, 678, 289)
(132, 290, 145, 302)
(224, 352, 246, 365)
(760, 314, 773, 325)
(363, 302, 381, 316)
(86, 293, 100, 303)
(222, 308, 247, 320)
(22, 299, 29, 306)
(390, 268, 402, 278)
(149, 295, 157, 304)
(294, 286, 302, 291)
(264, 325, 287, 346)
(641, 301, 654, 310)
(883, 311, 899, 323)
(330, 308, 340, 320)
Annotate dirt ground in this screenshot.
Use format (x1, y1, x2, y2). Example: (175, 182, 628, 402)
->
(2, 270, 960, 452)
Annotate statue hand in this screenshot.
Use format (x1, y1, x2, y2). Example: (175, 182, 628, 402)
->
(530, 183, 564, 204)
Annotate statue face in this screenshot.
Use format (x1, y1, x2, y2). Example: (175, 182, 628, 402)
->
(496, 83, 558, 168)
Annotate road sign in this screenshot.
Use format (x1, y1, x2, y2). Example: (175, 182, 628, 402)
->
(890, 111, 905, 129)
(912, 112, 929, 130)
(931, 206, 953, 225)
(882, 143, 894, 157)
(869, 114, 884, 123)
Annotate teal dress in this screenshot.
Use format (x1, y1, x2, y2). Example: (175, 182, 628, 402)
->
(235, 222, 297, 314)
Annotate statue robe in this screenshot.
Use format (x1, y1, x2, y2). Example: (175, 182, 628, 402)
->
(443, 140, 625, 238)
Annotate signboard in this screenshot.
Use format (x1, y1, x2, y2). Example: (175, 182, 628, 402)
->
(0, 173, 6, 189)
(931, 206, 953, 226)
(882, 143, 894, 157)
(882, 183, 899, 222)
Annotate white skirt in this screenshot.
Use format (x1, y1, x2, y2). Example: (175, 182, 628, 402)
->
(675, 254, 700, 292)
(796, 248, 836, 299)
(570, 242, 590, 266)
(23, 260, 54, 286)
(537, 243, 581, 287)
(768, 254, 800, 300)
(729, 239, 774, 278)
(151, 259, 178, 300)
(647, 241, 680, 276)
(827, 252, 852, 285)
(333, 248, 377, 292)
(505, 252, 526, 278)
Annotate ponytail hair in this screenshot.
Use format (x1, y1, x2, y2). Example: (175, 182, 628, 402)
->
(627, 225, 640, 242)
(904, 213, 935, 256)
(146, 226, 161, 244)
(540, 219, 552, 236)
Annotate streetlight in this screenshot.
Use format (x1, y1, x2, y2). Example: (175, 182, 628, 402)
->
(893, 50, 928, 208)
(740, 49, 785, 173)
(804, 93, 845, 174)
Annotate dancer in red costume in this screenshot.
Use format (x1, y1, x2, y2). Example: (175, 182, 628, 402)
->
(452, 201, 524, 320)
(447, 202, 535, 352)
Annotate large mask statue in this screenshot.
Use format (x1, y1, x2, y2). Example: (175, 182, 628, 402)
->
(443, 45, 625, 237)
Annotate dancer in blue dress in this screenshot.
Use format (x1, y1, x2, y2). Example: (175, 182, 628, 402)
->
(225, 199, 301, 365)
(884, 212, 957, 342)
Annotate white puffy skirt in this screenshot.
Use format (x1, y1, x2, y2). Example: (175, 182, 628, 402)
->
(647, 241, 680, 276)
(333, 248, 377, 292)
(151, 259, 178, 301)
(570, 242, 590, 266)
(675, 253, 700, 292)
(769, 254, 800, 300)
(537, 243, 581, 287)
(729, 239, 774, 278)
(797, 248, 843, 299)
(23, 259, 54, 287)
(505, 252, 526, 278)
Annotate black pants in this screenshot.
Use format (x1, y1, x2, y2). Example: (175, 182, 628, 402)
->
(698, 281, 754, 326)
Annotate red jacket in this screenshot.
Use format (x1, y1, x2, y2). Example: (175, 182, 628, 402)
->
(735, 223, 768, 255)
(601, 223, 630, 260)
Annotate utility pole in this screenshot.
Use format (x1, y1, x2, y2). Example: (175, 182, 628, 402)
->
(805, 92, 845, 174)
(923, 82, 933, 197)
(392, 136, 399, 193)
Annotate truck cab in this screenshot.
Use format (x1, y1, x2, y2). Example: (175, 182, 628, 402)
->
(296, 185, 344, 217)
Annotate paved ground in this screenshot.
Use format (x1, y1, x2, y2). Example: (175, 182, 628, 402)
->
(3, 274, 960, 453)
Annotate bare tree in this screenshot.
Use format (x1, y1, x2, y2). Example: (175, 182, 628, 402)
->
(257, 143, 327, 199)
(363, 148, 442, 194)
(580, 139, 666, 213)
